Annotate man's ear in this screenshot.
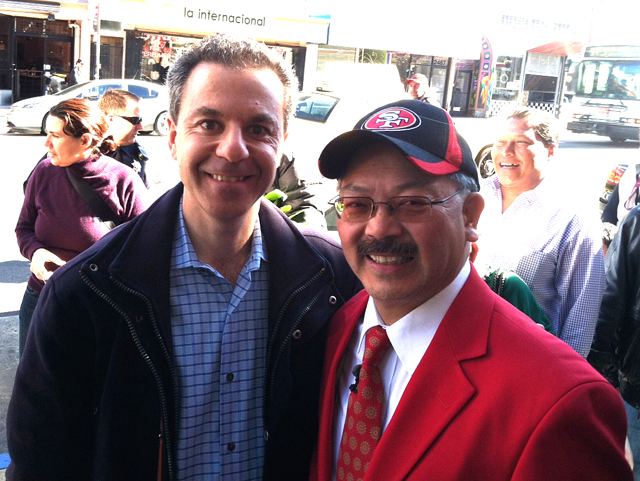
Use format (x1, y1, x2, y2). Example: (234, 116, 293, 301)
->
(168, 115, 178, 161)
(463, 192, 484, 243)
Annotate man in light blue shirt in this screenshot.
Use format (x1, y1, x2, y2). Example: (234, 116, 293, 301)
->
(477, 108, 605, 357)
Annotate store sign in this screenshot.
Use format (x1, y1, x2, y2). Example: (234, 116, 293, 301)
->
(103, 1, 274, 37)
(525, 53, 561, 77)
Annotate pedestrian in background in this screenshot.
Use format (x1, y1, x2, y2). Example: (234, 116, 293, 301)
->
(15, 98, 149, 356)
(476, 108, 604, 357)
(99, 89, 150, 187)
(590, 204, 640, 481)
(67, 58, 85, 87)
(406, 73, 441, 107)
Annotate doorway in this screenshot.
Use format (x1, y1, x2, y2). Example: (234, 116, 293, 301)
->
(451, 70, 472, 116)
(11, 18, 73, 102)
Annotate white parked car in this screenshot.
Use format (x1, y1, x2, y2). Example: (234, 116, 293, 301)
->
(7, 79, 170, 136)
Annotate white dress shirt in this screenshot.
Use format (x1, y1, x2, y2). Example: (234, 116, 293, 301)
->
(331, 261, 471, 479)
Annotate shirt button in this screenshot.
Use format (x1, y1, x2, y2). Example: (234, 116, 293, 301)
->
(226, 373, 234, 382)
(227, 442, 236, 452)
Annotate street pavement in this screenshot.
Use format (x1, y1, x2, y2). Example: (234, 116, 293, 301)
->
(0, 105, 638, 477)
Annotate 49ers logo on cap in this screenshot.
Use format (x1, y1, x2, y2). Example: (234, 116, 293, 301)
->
(363, 107, 421, 132)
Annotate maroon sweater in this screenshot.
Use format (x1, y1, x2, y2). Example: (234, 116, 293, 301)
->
(16, 155, 149, 292)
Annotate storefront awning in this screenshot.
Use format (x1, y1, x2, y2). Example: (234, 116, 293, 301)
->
(527, 41, 583, 57)
(0, 0, 61, 14)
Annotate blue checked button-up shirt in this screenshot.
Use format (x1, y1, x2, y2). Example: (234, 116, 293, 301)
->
(169, 202, 269, 480)
(478, 176, 605, 358)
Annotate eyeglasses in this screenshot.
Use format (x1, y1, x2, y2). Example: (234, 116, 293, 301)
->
(116, 115, 143, 126)
(332, 190, 462, 223)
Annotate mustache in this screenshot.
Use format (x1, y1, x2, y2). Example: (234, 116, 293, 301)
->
(357, 238, 417, 257)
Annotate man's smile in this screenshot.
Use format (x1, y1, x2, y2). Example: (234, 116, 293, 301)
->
(208, 173, 250, 182)
(367, 254, 413, 265)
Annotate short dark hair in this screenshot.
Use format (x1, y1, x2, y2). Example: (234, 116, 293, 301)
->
(449, 171, 479, 193)
(507, 107, 559, 148)
(167, 34, 298, 132)
(49, 98, 116, 155)
(98, 89, 140, 115)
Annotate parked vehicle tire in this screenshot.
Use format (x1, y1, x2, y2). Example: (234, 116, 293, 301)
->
(154, 111, 169, 136)
(610, 136, 627, 143)
(474, 145, 494, 179)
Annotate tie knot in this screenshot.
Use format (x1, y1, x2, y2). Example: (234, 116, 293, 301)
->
(363, 326, 390, 367)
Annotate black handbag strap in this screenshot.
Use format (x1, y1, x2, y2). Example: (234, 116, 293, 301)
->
(65, 169, 121, 228)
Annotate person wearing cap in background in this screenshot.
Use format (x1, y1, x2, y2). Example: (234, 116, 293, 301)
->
(310, 100, 631, 481)
(406, 73, 441, 108)
(476, 108, 605, 359)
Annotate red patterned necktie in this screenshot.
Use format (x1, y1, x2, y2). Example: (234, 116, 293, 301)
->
(336, 326, 391, 481)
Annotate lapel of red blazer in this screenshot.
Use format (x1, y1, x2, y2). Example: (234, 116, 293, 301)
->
(365, 267, 494, 481)
(315, 289, 369, 481)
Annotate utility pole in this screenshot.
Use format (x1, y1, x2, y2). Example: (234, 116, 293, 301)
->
(93, 1, 101, 80)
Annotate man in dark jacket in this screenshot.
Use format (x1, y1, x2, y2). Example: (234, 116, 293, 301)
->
(589, 205, 640, 480)
(99, 89, 150, 187)
(7, 35, 360, 481)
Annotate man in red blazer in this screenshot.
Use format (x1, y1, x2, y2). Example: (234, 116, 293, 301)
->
(310, 100, 632, 481)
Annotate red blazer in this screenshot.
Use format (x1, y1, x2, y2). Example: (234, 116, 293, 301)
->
(311, 269, 632, 481)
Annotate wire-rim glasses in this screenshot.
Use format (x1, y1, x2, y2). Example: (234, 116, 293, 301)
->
(332, 190, 463, 223)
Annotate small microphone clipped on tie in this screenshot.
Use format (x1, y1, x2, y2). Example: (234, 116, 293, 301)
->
(349, 364, 362, 394)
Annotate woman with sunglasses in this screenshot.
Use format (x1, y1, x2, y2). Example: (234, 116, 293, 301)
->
(15, 98, 149, 356)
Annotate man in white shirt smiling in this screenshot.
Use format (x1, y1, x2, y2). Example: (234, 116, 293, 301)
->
(309, 100, 631, 481)
(477, 108, 604, 357)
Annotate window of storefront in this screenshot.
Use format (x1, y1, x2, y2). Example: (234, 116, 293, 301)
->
(125, 31, 298, 88)
(492, 55, 523, 101)
(523, 52, 562, 104)
(390, 53, 450, 106)
(8, 17, 74, 101)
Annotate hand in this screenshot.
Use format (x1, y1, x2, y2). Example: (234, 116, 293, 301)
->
(31, 248, 66, 283)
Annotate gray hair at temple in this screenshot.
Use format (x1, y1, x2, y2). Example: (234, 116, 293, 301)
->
(507, 107, 560, 149)
(166, 34, 298, 133)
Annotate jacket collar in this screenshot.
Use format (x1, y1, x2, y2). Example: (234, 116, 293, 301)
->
(83, 183, 337, 347)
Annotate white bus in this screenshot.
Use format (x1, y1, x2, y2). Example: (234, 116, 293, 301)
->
(567, 45, 640, 142)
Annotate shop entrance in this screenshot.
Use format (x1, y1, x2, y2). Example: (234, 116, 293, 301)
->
(8, 17, 73, 102)
(451, 70, 472, 116)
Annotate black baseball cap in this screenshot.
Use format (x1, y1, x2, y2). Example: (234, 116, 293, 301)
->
(318, 100, 480, 190)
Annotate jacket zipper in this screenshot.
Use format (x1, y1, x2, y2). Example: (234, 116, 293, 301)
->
(263, 268, 328, 424)
(80, 270, 177, 481)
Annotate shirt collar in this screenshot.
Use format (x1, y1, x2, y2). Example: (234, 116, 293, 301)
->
(359, 260, 471, 377)
(172, 196, 267, 273)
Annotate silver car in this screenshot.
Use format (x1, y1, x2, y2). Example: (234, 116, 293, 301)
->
(7, 79, 170, 136)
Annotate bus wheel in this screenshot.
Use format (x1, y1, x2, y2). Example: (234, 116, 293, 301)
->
(610, 136, 626, 143)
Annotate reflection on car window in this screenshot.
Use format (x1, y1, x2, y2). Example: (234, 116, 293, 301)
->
(128, 84, 159, 98)
(81, 84, 123, 99)
(294, 94, 339, 123)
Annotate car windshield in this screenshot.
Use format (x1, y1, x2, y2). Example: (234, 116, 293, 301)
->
(577, 60, 640, 100)
(294, 93, 339, 123)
